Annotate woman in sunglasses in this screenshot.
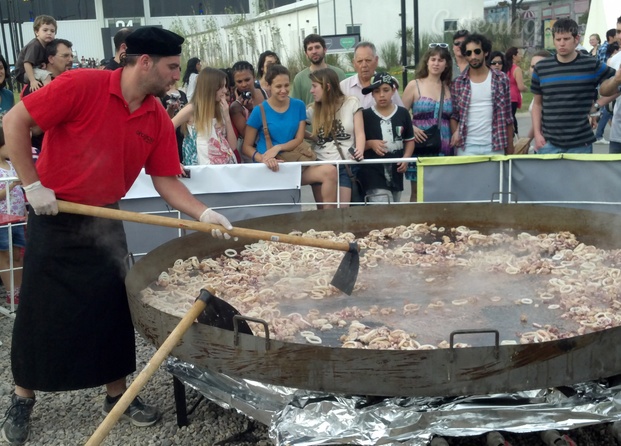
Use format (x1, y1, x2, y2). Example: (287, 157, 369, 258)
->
(505, 47, 527, 136)
(401, 43, 454, 201)
(487, 51, 508, 73)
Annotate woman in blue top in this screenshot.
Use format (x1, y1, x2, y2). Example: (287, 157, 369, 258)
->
(243, 64, 337, 208)
(0, 55, 15, 116)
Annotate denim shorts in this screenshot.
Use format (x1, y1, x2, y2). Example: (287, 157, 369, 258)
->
(609, 140, 621, 154)
(0, 224, 26, 250)
(537, 142, 593, 154)
(339, 165, 360, 189)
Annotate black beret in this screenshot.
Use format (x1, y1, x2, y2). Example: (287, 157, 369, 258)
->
(125, 27, 184, 57)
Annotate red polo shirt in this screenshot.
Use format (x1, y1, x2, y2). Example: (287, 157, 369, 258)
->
(22, 68, 181, 206)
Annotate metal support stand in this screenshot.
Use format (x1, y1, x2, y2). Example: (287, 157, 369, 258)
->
(173, 376, 188, 427)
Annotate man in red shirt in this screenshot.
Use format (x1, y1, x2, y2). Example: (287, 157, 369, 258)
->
(1, 27, 232, 445)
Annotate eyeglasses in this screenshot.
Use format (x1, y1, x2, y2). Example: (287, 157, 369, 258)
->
(429, 43, 449, 49)
(490, 61, 503, 65)
(464, 48, 483, 57)
(453, 41, 463, 46)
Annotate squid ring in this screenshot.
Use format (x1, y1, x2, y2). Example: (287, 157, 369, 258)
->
(305, 335, 322, 344)
(224, 249, 237, 258)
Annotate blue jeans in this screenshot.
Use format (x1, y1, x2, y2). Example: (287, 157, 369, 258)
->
(458, 143, 495, 156)
(537, 142, 593, 154)
(595, 107, 611, 139)
(609, 140, 621, 154)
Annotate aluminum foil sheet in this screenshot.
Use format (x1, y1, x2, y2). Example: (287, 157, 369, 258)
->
(167, 359, 621, 445)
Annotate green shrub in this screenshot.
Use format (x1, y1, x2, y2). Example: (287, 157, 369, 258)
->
(379, 41, 400, 70)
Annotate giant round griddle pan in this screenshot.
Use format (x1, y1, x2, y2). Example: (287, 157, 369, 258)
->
(126, 203, 621, 397)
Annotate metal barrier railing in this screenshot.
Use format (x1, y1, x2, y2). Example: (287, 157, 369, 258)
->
(0, 176, 26, 316)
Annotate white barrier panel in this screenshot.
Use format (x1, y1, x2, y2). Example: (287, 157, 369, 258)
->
(419, 154, 621, 214)
(121, 164, 303, 257)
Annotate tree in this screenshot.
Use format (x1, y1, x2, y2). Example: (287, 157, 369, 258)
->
(496, 0, 525, 39)
(497, 0, 525, 28)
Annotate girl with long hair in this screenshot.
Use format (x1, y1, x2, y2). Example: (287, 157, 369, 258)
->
(505, 47, 527, 136)
(402, 45, 454, 202)
(182, 57, 201, 101)
(0, 54, 14, 115)
(257, 51, 280, 97)
(173, 67, 237, 165)
(308, 68, 365, 207)
(243, 64, 338, 208)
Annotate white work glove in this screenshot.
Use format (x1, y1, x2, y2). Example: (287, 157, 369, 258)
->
(200, 208, 233, 240)
(23, 181, 58, 215)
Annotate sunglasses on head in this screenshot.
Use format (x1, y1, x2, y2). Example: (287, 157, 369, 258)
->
(490, 61, 503, 65)
(429, 43, 449, 49)
(464, 48, 483, 57)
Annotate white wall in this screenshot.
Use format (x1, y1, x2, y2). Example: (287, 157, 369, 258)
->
(4, 0, 483, 69)
(177, 3, 318, 68)
(18, 19, 104, 62)
(318, 0, 484, 40)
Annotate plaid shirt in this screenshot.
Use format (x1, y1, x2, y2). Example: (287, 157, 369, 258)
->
(597, 41, 609, 63)
(450, 67, 513, 153)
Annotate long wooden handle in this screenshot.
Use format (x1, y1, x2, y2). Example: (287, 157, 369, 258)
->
(85, 296, 207, 446)
(56, 201, 353, 252)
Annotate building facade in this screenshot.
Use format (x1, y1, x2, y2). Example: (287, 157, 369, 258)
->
(1, 0, 483, 69)
(483, 0, 591, 49)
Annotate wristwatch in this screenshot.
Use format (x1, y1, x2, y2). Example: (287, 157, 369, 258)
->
(589, 103, 601, 117)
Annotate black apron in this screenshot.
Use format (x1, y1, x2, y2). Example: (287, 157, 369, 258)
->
(11, 206, 136, 391)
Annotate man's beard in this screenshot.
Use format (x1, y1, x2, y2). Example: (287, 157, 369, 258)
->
(311, 54, 325, 66)
(469, 59, 484, 69)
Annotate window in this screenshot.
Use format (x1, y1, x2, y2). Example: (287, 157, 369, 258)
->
(256, 0, 296, 13)
(150, 0, 249, 16)
(102, 1, 144, 18)
(444, 20, 458, 32)
(346, 25, 361, 35)
(11, 0, 96, 21)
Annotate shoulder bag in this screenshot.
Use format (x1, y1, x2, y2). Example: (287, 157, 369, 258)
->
(258, 104, 317, 163)
(333, 136, 365, 204)
(414, 82, 445, 156)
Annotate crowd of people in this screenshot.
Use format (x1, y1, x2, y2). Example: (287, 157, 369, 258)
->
(0, 12, 621, 446)
(163, 18, 620, 207)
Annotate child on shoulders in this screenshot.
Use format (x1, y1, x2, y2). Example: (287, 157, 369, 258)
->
(14, 15, 57, 92)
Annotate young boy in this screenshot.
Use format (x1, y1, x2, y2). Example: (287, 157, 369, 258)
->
(14, 15, 57, 91)
(360, 72, 415, 203)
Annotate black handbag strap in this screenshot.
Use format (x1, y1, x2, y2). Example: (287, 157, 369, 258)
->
(332, 132, 355, 178)
(436, 85, 445, 127)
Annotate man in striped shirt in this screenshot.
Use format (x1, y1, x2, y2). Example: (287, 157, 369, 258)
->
(531, 18, 617, 154)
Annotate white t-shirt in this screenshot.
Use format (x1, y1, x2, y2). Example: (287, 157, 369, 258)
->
(185, 73, 198, 102)
(608, 52, 621, 143)
(466, 70, 493, 146)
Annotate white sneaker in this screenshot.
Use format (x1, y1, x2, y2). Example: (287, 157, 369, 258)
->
(596, 137, 609, 144)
